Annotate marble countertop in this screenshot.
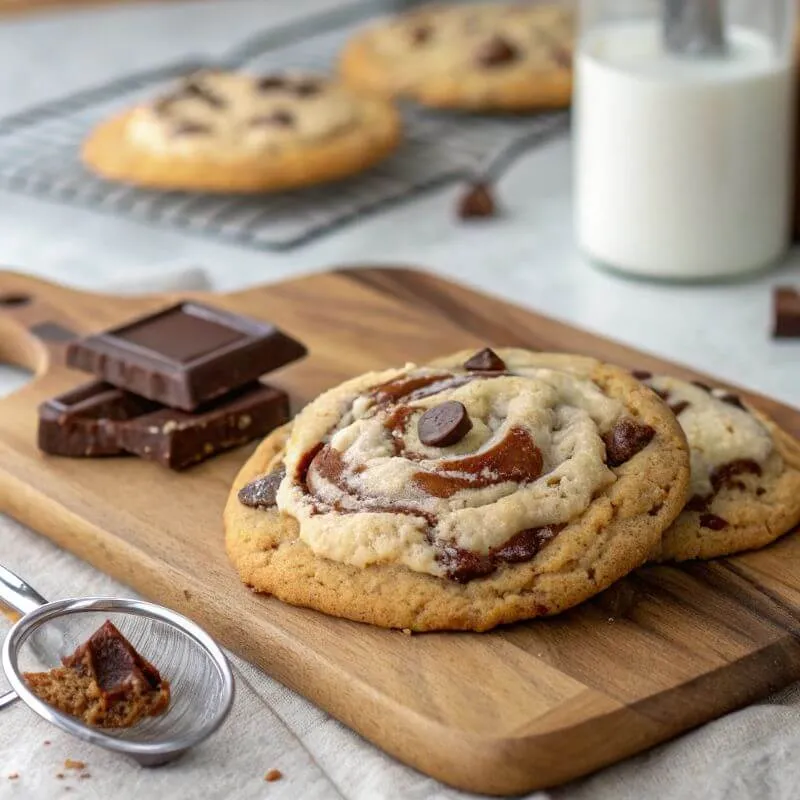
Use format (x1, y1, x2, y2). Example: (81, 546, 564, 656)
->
(0, 0, 797, 406)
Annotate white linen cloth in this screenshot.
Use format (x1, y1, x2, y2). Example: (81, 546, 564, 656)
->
(1, 269, 800, 800)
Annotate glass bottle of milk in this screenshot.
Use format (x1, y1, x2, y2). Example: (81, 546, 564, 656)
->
(575, 0, 796, 280)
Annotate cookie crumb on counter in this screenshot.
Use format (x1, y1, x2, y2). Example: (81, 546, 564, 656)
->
(64, 760, 86, 771)
(264, 769, 283, 782)
(457, 182, 497, 220)
(7, 773, 19, 780)
(43, 740, 51, 746)
(55, 774, 65, 780)
(79, 773, 91, 780)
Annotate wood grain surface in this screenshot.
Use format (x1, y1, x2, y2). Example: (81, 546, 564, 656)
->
(0, 0, 184, 18)
(0, 266, 798, 796)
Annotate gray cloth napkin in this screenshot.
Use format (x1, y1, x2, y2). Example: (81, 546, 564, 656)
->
(2, 268, 799, 800)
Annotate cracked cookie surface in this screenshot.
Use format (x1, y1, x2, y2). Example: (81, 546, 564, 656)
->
(224, 349, 690, 631)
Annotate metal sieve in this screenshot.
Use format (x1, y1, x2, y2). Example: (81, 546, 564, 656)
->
(0, 564, 234, 766)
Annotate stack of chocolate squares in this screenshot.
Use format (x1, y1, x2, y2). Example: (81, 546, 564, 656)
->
(38, 301, 306, 470)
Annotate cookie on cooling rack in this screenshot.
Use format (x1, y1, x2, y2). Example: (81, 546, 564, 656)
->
(339, 3, 574, 111)
(224, 348, 690, 632)
(634, 373, 800, 562)
(82, 70, 401, 192)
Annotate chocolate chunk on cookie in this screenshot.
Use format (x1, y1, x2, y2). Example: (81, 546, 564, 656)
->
(463, 347, 506, 372)
(604, 419, 655, 467)
(239, 466, 286, 509)
(418, 401, 472, 447)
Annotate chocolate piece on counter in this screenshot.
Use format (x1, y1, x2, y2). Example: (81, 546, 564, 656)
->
(457, 182, 496, 220)
(38, 382, 157, 457)
(773, 287, 800, 338)
(239, 465, 286, 509)
(116, 383, 289, 470)
(67, 302, 306, 411)
(603, 418, 655, 467)
(476, 35, 519, 67)
(463, 347, 506, 372)
(418, 401, 472, 447)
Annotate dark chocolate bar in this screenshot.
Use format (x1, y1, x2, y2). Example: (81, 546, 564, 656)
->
(115, 382, 289, 470)
(66, 302, 306, 411)
(38, 382, 157, 457)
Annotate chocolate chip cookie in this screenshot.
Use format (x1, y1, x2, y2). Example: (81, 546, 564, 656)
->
(224, 349, 690, 631)
(339, 3, 574, 111)
(82, 70, 401, 192)
(634, 373, 800, 562)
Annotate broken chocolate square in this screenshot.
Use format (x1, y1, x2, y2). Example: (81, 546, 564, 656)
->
(773, 286, 800, 338)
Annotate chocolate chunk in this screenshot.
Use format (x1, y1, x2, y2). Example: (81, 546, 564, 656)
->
(718, 393, 746, 411)
(181, 78, 225, 108)
(756, 487, 766, 496)
(439, 545, 494, 583)
(476, 35, 519, 67)
(652, 387, 670, 401)
(293, 80, 322, 97)
(773, 287, 800, 338)
(116, 383, 289, 470)
(38, 381, 157, 457)
(685, 494, 711, 512)
(692, 381, 712, 392)
(463, 348, 506, 372)
(458, 183, 496, 219)
(669, 400, 690, 416)
(604, 419, 655, 467)
(257, 75, 288, 91)
(710, 459, 762, 493)
(239, 465, 286, 509)
(249, 110, 295, 128)
(700, 513, 729, 531)
(418, 401, 472, 447)
(172, 120, 212, 136)
(632, 370, 652, 380)
(67, 302, 306, 411)
(493, 524, 564, 563)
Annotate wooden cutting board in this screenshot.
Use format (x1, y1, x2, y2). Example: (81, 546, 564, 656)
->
(0, 266, 799, 796)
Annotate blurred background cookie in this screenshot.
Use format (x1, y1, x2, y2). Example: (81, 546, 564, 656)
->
(339, 2, 574, 111)
(82, 69, 402, 192)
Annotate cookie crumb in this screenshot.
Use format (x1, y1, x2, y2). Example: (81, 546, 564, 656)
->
(43, 740, 51, 746)
(401, 628, 412, 636)
(183, 589, 192, 601)
(55, 774, 65, 780)
(7, 773, 19, 780)
(79, 773, 91, 780)
(457, 182, 497, 220)
(64, 759, 85, 771)
(264, 769, 283, 782)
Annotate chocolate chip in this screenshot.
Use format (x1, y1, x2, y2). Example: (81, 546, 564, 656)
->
(476, 35, 519, 67)
(294, 80, 322, 97)
(700, 513, 729, 530)
(249, 110, 295, 128)
(653, 387, 670, 401)
(257, 76, 288, 91)
(632, 370, 652, 380)
(710, 459, 762, 493)
(463, 347, 506, 372)
(418, 401, 472, 447)
(238, 466, 285, 509)
(773, 286, 800, 338)
(181, 79, 225, 109)
(439, 545, 494, 583)
(669, 401, 690, 416)
(493, 524, 564, 563)
(718, 393, 746, 411)
(686, 494, 710, 512)
(457, 182, 496, 220)
(604, 419, 655, 467)
(172, 120, 212, 136)
(410, 24, 433, 44)
(756, 487, 766, 496)
(648, 502, 664, 516)
(692, 381, 712, 392)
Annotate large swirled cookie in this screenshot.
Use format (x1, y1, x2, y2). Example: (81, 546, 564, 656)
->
(634, 372, 800, 562)
(83, 70, 401, 192)
(224, 349, 690, 631)
(339, 3, 573, 111)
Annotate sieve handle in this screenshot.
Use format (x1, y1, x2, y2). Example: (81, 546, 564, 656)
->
(0, 690, 19, 709)
(0, 565, 48, 616)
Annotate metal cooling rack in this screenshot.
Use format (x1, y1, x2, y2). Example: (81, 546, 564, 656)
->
(0, 0, 570, 251)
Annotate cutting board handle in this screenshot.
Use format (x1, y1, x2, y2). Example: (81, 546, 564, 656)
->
(0, 270, 179, 375)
